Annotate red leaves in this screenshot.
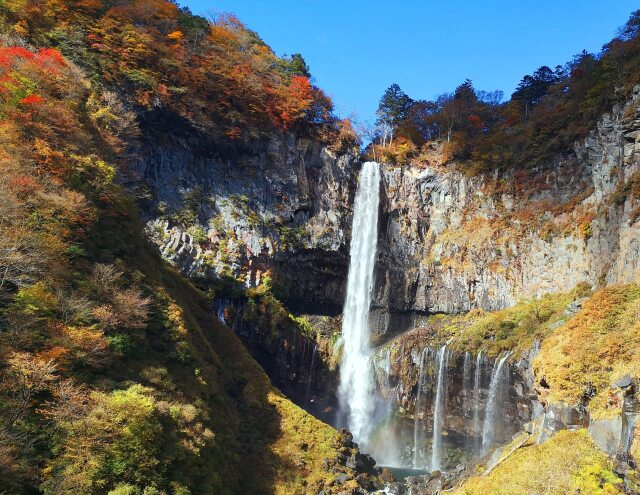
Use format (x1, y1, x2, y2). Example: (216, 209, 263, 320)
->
(8, 175, 43, 200)
(0, 46, 34, 68)
(225, 127, 242, 140)
(36, 48, 66, 67)
(19, 94, 45, 105)
(288, 76, 313, 101)
(276, 76, 314, 130)
(468, 114, 484, 131)
(0, 47, 65, 70)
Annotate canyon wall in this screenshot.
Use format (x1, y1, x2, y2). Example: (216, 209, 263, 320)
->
(132, 90, 640, 469)
(132, 133, 358, 314)
(371, 85, 640, 337)
(135, 87, 640, 335)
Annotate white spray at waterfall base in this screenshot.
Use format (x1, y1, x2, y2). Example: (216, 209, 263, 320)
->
(338, 161, 380, 448)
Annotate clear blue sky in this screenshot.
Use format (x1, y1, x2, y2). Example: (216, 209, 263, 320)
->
(181, 1, 638, 125)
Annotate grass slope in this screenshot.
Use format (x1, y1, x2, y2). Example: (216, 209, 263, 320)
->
(453, 430, 622, 495)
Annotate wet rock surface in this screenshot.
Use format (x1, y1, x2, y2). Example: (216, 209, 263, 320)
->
(315, 430, 387, 495)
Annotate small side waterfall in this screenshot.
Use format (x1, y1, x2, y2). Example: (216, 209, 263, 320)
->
(482, 351, 512, 453)
(431, 345, 449, 471)
(413, 347, 430, 468)
(463, 352, 472, 394)
(338, 161, 380, 447)
(304, 344, 318, 407)
(472, 351, 484, 453)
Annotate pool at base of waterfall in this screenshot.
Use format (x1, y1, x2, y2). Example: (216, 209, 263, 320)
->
(380, 465, 429, 480)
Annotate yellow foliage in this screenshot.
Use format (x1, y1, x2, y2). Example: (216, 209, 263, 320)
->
(268, 391, 341, 495)
(447, 290, 578, 357)
(166, 30, 184, 42)
(453, 430, 622, 495)
(534, 285, 640, 418)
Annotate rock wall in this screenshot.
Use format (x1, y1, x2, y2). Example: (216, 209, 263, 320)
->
(132, 133, 358, 313)
(131, 92, 640, 474)
(134, 88, 640, 331)
(368, 330, 537, 468)
(371, 86, 640, 336)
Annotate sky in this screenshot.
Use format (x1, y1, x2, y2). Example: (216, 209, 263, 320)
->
(181, 0, 638, 125)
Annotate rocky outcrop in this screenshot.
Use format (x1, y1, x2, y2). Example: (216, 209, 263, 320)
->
(135, 89, 640, 336)
(371, 86, 640, 335)
(134, 133, 358, 313)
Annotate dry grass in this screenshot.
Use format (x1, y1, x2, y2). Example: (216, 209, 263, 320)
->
(534, 284, 640, 418)
(453, 430, 622, 495)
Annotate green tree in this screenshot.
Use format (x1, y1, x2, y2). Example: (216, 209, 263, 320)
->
(376, 83, 413, 146)
(283, 53, 311, 78)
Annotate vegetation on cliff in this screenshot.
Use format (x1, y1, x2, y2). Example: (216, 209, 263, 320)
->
(454, 429, 622, 495)
(534, 284, 640, 419)
(0, 0, 356, 147)
(384, 283, 589, 358)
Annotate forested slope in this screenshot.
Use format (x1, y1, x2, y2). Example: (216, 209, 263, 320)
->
(0, 2, 360, 494)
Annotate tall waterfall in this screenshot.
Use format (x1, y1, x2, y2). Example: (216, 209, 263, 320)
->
(431, 345, 449, 471)
(338, 161, 380, 446)
(482, 352, 512, 453)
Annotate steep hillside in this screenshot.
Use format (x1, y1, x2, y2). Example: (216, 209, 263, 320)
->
(0, 4, 368, 495)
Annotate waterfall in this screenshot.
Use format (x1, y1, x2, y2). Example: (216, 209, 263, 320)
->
(431, 345, 449, 472)
(304, 344, 318, 407)
(216, 299, 227, 323)
(463, 351, 472, 404)
(413, 347, 430, 468)
(482, 351, 512, 453)
(374, 347, 392, 392)
(338, 161, 380, 446)
(472, 351, 484, 453)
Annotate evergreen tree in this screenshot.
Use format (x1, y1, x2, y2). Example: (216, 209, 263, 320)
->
(376, 83, 412, 146)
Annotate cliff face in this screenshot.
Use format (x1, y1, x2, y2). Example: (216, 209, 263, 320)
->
(133, 133, 358, 314)
(136, 87, 640, 336)
(134, 90, 640, 426)
(371, 86, 640, 336)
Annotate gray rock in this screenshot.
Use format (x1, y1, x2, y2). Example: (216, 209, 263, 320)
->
(589, 417, 623, 455)
(614, 375, 633, 389)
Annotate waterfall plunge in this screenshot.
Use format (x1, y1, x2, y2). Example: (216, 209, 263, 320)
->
(338, 161, 380, 447)
(413, 347, 430, 468)
(473, 351, 485, 454)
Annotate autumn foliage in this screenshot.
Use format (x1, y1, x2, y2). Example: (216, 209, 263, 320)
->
(0, 1, 339, 143)
(0, 7, 348, 491)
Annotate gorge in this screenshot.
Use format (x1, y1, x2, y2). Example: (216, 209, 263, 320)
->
(2, 3, 640, 495)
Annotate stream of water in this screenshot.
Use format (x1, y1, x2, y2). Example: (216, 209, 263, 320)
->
(338, 161, 380, 447)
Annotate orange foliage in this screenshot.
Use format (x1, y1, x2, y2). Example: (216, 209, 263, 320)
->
(19, 94, 44, 105)
(1, 1, 337, 140)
